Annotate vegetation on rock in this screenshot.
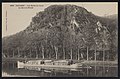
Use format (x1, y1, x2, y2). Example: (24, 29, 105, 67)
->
(2, 5, 118, 60)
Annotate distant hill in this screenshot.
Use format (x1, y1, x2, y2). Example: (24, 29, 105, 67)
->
(2, 5, 118, 60)
(106, 14, 118, 20)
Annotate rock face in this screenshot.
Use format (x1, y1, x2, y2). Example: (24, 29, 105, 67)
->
(2, 5, 117, 60)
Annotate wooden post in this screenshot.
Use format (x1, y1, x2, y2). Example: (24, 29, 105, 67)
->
(87, 46, 89, 61)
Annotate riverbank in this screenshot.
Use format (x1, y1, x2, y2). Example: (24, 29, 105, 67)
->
(80, 60, 118, 67)
(2, 72, 38, 77)
(2, 58, 118, 66)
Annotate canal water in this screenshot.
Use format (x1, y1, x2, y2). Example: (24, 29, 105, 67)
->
(2, 61, 118, 77)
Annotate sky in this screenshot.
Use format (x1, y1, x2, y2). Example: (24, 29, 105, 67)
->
(2, 2, 118, 37)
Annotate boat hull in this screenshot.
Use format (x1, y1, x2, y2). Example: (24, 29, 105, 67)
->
(17, 61, 82, 69)
(17, 61, 92, 69)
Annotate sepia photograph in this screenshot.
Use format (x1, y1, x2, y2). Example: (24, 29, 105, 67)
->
(2, 2, 118, 77)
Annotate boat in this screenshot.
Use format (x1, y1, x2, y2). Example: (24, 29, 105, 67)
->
(17, 60, 85, 69)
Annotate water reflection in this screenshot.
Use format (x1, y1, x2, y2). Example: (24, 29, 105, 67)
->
(2, 61, 118, 77)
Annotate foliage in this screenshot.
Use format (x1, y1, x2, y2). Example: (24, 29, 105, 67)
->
(2, 5, 117, 60)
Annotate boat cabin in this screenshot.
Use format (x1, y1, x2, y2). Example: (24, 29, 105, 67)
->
(26, 60, 42, 65)
(44, 60, 54, 65)
(54, 60, 73, 65)
(25, 60, 74, 66)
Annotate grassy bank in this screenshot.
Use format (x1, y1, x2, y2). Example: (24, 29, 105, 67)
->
(80, 60, 118, 67)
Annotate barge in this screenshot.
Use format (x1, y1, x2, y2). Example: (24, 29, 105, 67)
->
(18, 60, 91, 69)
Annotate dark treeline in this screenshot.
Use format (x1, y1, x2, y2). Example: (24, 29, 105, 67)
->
(2, 5, 118, 61)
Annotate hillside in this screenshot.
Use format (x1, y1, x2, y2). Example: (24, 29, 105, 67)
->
(106, 14, 118, 20)
(2, 5, 118, 60)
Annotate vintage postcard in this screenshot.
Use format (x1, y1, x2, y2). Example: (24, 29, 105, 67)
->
(2, 2, 118, 77)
